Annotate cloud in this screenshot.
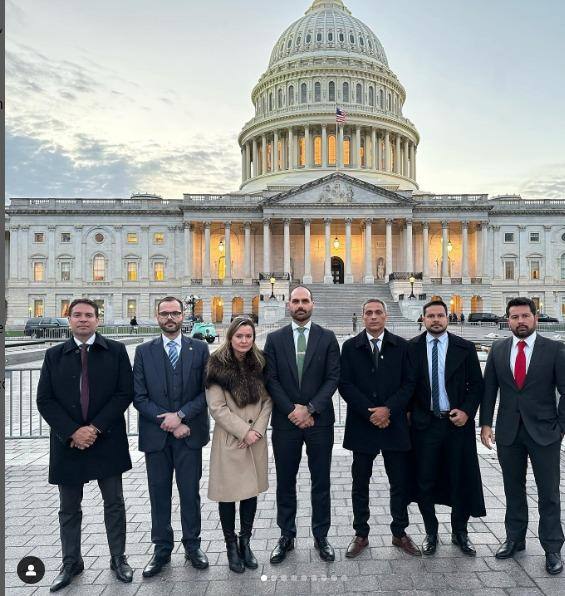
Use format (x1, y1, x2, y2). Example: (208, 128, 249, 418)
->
(518, 163, 565, 200)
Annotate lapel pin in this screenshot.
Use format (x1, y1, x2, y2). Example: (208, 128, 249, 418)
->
(189, 346, 193, 351)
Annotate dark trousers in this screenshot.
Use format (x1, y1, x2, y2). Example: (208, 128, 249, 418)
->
(272, 425, 333, 540)
(352, 450, 410, 538)
(145, 438, 203, 556)
(414, 418, 469, 535)
(218, 497, 257, 540)
(58, 475, 126, 565)
(497, 423, 564, 553)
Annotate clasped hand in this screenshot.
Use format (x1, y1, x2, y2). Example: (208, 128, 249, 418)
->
(70, 425, 98, 449)
(157, 412, 182, 432)
(238, 429, 262, 449)
(288, 404, 314, 429)
(368, 406, 390, 428)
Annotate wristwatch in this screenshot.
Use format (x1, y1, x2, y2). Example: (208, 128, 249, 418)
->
(307, 403, 317, 415)
(176, 410, 185, 420)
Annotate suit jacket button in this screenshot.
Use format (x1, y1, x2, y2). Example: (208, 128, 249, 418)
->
(248, 419, 253, 424)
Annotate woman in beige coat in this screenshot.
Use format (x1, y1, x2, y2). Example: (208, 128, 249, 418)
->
(205, 316, 272, 573)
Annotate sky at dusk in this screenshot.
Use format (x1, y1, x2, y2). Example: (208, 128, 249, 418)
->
(6, 0, 565, 200)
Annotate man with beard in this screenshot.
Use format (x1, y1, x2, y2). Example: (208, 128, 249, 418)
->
(481, 297, 565, 575)
(264, 286, 340, 563)
(133, 296, 210, 577)
(408, 300, 486, 556)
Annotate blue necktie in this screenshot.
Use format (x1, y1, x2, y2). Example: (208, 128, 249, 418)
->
(167, 340, 179, 369)
(431, 339, 441, 416)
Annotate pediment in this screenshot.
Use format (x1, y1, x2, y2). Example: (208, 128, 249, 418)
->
(263, 173, 415, 207)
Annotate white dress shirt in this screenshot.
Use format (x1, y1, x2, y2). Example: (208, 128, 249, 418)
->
(162, 333, 182, 355)
(73, 334, 96, 349)
(510, 331, 537, 375)
(426, 331, 450, 412)
(366, 330, 384, 354)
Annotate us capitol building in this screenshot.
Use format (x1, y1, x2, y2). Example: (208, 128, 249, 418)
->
(5, 0, 565, 325)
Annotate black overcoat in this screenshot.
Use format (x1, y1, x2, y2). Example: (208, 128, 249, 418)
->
(339, 329, 414, 453)
(36, 334, 133, 485)
(407, 332, 486, 516)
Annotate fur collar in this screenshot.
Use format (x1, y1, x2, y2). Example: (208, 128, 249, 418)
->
(206, 351, 266, 408)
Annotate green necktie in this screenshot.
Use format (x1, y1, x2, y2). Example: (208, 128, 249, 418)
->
(296, 327, 307, 382)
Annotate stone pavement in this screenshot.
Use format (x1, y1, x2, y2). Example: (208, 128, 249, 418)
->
(5, 431, 565, 595)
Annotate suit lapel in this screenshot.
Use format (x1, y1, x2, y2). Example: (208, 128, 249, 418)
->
(418, 334, 431, 394)
(445, 334, 467, 382)
(282, 325, 300, 387)
(302, 323, 321, 377)
(150, 337, 167, 385)
(181, 335, 194, 393)
(521, 335, 543, 390)
(500, 336, 514, 386)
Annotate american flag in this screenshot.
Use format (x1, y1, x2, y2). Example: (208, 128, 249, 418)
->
(336, 107, 347, 124)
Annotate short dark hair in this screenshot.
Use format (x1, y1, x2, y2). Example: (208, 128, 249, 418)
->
(506, 297, 536, 317)
(289, 285, 313, 301)
(68, 298, 99, 318)
(362, 298, 387, 313)
(423, 299, 448, 316)
(156, 296, 184, 312)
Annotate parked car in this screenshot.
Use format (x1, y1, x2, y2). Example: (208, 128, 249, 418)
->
(24, 317, 71, 338)
(190, 321, 217, 344)
(467, 312, 500, 323)
(537, 314, 559, 323)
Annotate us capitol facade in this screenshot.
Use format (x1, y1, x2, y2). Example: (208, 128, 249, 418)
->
(5, 0, 565, 325)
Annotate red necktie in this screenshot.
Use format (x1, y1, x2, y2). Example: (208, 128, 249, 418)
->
(80, 344, 90, 420)
(514, 340, 526, 389)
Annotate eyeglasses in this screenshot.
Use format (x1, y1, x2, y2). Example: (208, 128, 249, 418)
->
(158, 311, 183, 319)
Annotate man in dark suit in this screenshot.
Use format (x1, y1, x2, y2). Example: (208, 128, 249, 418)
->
(481, 297, 565, 575)
(408, 299, 486, 556)
(339, 299, 420, 558)
(264, 286, 340, 563)
(133, 296, 210, 577)
(37, 298, 134, 591)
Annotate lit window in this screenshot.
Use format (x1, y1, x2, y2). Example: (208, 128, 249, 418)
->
(60, 300, 70, 317)
(153, 232, 165, 245)
(299, 137, 306, 167)
(33, 262, 44, 281)
(127, 299, 137, 318)
(529, 232, 540, 243)
(60, 262, 71, 281)
(267, 143, 272, 171)
(127, 262, 138, 281)
(93, 255, 105, 281)
(328, 135, 336, 165)
(504, 232, 515, 242)
(329, 81, 335, 102)
(504, 261, 515, 280)
(34, 299, 44, 317)
(60, 232, 71, 243)
(314, 136, 322, 166)
(127, 232, 138, 244)
(530, 260, 540, 280)
(360, 142, 365, 167)
(343, 137, 351, 166)
(34, 232, 44, 243)
(154, 262, 165, 281)
(277, 140, 283, 170)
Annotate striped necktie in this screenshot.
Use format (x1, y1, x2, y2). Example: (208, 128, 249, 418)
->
(431, 338, 441, 416)
(167, 340, 179, 369)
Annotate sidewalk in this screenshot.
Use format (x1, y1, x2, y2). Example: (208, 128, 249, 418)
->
(5, 432, 565, 595)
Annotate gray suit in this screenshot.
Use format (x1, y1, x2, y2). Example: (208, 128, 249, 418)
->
(480, 334, 565, 553)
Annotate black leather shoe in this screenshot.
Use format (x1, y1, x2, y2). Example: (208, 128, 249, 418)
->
(495, 540, 526, 559)
(185, 547, 209, 570)
(314, 537, 335, 562)
(110, 555, 133, 583)
(451, 533, 476, 556)
(422, 534, 438, 555)
(142, 553, 171, 578)
(50, 561, 84, 592)
(270, 536, 295, 564)
(546, 552, 563, 575)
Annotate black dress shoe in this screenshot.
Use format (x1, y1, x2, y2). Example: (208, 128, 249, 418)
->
(50, 560, 84, 592)
(314, 537, 335, 562)
(185, 547, 209, 570)
(451, 533, 476, 556)
(495, 540, 526, 559)
(422, 534, 438, 555)
(546, 552, 563, 575)
(269, 536, 295, 564)
(142, 553, 171, 578)
(110, 555, 133, 583)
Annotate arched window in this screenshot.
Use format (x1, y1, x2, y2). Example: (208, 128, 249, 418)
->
(306, 33, 312, 43)
(314, 136, 322, 166)
(343, 82, 350, 102)
(379, 89, 384, 107)
(300, 83, 307, 103)
(387, 93, 392, 111)
(269, 93, 273, 111)
(356, 83, 362, 104)
(339, 32, 344, 42)
(288, 85, 295, 106)
(298, 137, 306, 166)
(93, 254, 105, 281)
(328, 31, 334, 42)
(316, 32, 322, 42)
(328, 134, 336, 165)
(349, 33, 355, 44)
(368, 86, 374, 106)
(343, 136, 351, 166)
(262, 96, 266, 113)
(287, 37, 293, 49)
(314, 82, 321, 102)
(328, 81, 336, 102)
(278, 88, 283, 108)
(359, 36, 364, 46)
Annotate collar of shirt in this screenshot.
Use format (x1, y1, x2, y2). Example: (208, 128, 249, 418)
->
(292, 320, 312, 334)
(426, 331, 448, 346)
(162, 333, 182, 351)
(366, 330, 385, 349)
(512, 331, 536, 350)
(74, 334, 96, 348)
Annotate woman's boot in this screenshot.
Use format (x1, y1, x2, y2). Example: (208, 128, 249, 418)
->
(238, 534, 258, 569)
(239, 497, 258, 569)
(226, 533, 245, 573)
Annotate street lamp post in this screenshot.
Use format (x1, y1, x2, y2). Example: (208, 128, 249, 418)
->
(185, 294, 200, 320)
(409, 274, 416, 299)
(269, 276, 276, 300)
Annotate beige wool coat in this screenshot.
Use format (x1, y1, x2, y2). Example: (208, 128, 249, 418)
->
(206, 383, 272, 502)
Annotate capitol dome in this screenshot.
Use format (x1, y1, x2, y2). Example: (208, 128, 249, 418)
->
(238, 0, 419, 192)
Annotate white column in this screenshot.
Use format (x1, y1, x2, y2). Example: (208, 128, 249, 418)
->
(244, 222, 252, 282)
(303, 219, 312, 284)
(283, 218, 291, 277)
(20, 226, 29, 281)
(305, 125, 311, 168)
(371, 128, 377, 170)
(203, 222, 211, 282)
(241, 148, 246, 182)
(74, 226, 83, 281)
(184, 222, 193, 280)
(113, 225, 122, 282)
(364, 219, 374, 284)
(384, 131, 391, 172)
(409, 143, 415, 179)
(385, 218, 393, 278)
(288, 127, 294, 169)
(422, 222, 430, 280)
(405, 219, 413, 272)
(321, 124, 328, 168)
(252, 138, 258, 177)
(245, 143, 251, 180)
(224, 221, 231, 281)
(481, 221, 489, 279)
(345, 218, 353, 284)
(544, 225, 553, 282)
(261, 135, 267, 175)
(9, 226, 18, 281)
(395, 135, 401, 174)
(273, 131, 279, 173)
(462, 221, 470, 281)
(487, 224, 494, 279)
(142, 226, 150, 280)
(324, 218, 332, 284)
(403, 139, 409, 177)
(263, 219, 270, 273)
(441, 221, 450, 280)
